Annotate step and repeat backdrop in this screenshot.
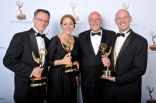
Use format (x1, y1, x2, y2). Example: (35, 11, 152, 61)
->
(0, 0, 156, 103)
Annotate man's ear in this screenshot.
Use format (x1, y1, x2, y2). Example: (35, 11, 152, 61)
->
(130, 16, 132, 22)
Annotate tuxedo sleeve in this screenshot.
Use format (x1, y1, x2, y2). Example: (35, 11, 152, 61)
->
(74, 37, 80, 76)
(3, 34, 33, 78)
(48, 37, 58, 66)
(115, 38, 148, 85)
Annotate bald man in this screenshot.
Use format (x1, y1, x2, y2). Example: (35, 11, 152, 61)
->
(79, 11, 115, 103)
(101, 9, 148, 103)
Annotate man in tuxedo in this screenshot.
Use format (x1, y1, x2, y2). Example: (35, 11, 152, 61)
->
(79, 11, 115, 103)
(3, 9, 50, 103)
(101, 9, 148, 103)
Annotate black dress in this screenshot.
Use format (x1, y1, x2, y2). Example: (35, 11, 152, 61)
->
(47, 35, 79, 103)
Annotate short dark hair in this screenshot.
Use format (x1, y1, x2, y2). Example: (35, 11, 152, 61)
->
(34, 9, 50, 19)
(60, 14, 76, 28)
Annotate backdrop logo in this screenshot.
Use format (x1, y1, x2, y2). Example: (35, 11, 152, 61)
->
(43, 29, 49, 36)
(69, 2, 79, 21)
(0, 98, 5, 100)
(0, 43, 6, 49)
(149, 31, 156, 51)
(146, 86, 156, 102)
(10, 73, 14, 76)
(122, 3, 130, 10)
(16, 1, 26, 20)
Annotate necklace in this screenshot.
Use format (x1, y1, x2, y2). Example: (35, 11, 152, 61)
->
(63, 35, 75, 48)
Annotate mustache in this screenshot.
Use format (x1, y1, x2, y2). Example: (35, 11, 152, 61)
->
(91, 23, 100, 30)
(91, 23, 99, 26)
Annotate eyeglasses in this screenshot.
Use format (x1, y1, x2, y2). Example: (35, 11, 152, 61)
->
(35, 18, 49, 23)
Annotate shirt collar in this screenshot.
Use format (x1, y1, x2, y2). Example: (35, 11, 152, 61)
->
(33, 27, 44, 35)
(91, 29, 101, 33)
(123, 29, 131, 36)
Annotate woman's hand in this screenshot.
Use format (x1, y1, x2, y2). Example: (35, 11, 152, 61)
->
(73, 61, 79, 71)
(62, 53, 72, 65)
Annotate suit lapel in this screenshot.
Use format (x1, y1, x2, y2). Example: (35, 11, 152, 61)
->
(111, 35, 117, 70)
(85, 30, 95, 55)
(116, 32, 133, 61)
(29, 28, 40, 60)
(43, 37, 48, 69)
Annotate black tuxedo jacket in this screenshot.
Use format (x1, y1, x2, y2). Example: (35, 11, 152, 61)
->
(3, 28, 49, 103)
(79, 28, 115, 89)
(105, 29, 148, 103)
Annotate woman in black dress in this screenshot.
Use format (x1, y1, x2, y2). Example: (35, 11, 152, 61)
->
(47, 14, 79, 103)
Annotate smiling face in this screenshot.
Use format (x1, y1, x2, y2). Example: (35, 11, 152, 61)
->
(33, 12, 49, 34)
(61, 17, 75, 35)
(114, 9, 132, 33)
(88, 12, 102, 33)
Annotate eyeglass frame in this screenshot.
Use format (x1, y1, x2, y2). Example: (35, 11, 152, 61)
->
(35, 18, 49, 23)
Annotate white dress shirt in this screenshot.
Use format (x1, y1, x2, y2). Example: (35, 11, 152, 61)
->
(33, 27, 45, 66)
(115, 29, 130, 57)
(90, 29, 102, 55)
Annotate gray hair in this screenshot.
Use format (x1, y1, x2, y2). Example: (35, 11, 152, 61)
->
(34, 9, 50, 18)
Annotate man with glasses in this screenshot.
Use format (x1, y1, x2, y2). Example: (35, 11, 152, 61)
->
(3, 9, 50, 103)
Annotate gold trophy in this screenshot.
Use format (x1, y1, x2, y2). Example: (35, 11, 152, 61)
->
(99, 43, 116, 77)
(146, 86, 156, 103)
(16, 1, 26, 20)
(61, 38, 77, 73)
(30, 48, 48, 87)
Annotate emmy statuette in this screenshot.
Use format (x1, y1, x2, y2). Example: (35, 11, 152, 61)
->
(99, 43, 116, 77)
(69, 2, 79, 21)
(30, 48, 48, 87)
(16, 1, 26, 20)
(149, 31, 156, 51)
(146, 86, 156, 103)
(61, 37, 77, 73)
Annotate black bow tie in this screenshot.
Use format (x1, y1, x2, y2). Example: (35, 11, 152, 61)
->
(92, 32, 101, 36)
(36, 33, 45, 38)
(116, 29, 131, 37)
(116, 33, 125, 37)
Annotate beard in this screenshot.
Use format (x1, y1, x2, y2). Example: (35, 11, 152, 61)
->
(91, 23, 100, 31)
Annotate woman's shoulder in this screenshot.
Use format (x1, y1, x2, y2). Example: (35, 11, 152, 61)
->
(73, 35, 79, 41)
(51, 35, 62, 42)
(73, 36, 79, 45)
(50, 35, 59, 40)
(49, 35, 60, 45)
